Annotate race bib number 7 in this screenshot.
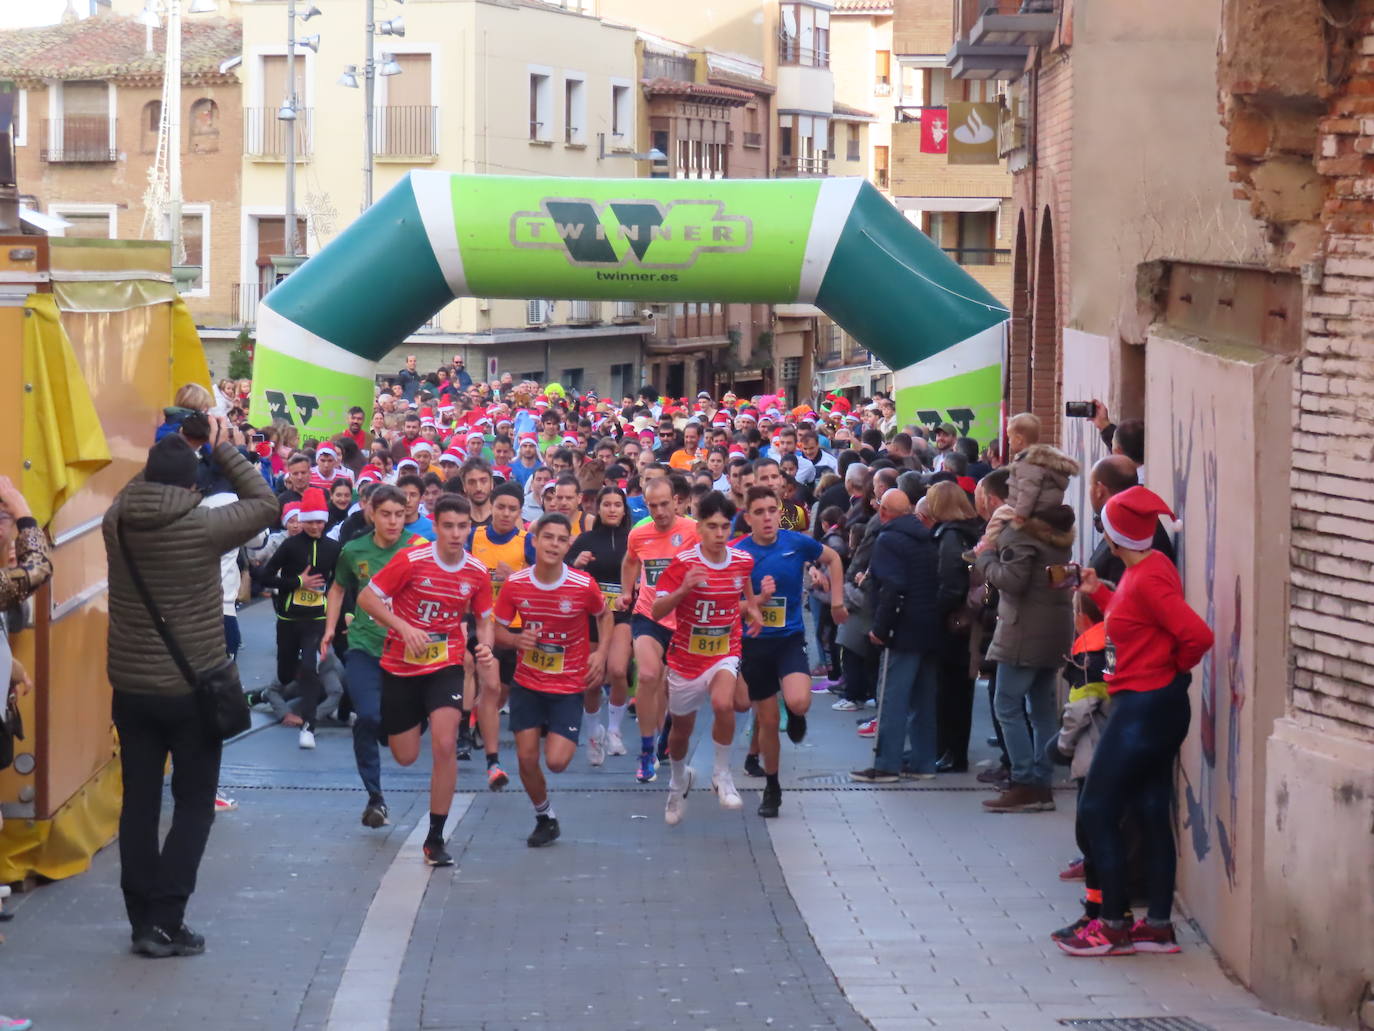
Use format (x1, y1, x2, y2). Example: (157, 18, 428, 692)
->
(404, 633, 449, 667)
(688, 625, 729, 656)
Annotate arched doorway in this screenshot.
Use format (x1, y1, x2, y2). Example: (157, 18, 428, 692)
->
(1009, 211, 1030, 415)
(1030, 206, 1058, 439)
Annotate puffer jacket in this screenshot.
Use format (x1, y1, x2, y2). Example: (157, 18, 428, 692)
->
(869, 514, 940, 655)
(1006, 444, 1079, 521)
(975, 509, 1075, 669)
(103, 443, 279, 695)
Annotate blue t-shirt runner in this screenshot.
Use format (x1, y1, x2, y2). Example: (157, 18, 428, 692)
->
(731, 528, 822, 638)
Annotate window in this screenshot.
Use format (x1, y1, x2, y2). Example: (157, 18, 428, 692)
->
(189, 98, 219, 154)
(563, 76, 585, 145)
(49, 203, 117, 239)
(778, 3, 829, 67)
(47, 81, 113, 162)
(253, 55, 309, 158)
(141, 99, 162, 154)
(378, 53, 436, 157)
(846, 124, 860, 162)
(560, 368, 584, 392)
(610, 363, 634, 400)
(826, 121, 836, 160)
(529, 71, 552, 141)
(611, 82, 630, 138)
(165, 205, 209, 293)
(875, 50, 891, 87)
(873, 145, 889, 189)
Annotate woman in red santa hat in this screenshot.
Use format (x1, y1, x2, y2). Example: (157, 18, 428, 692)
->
(1056, 486, 1214, 958)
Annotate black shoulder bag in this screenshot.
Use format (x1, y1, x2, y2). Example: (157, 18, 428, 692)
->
(116, 518, 250, 741)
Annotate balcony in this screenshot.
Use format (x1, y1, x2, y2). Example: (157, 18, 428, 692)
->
(643, 50, 698, 82)
(375, 105, 438, 160)
(245, 107, 313, 160)
(41, 117, 116, 163)
(946, 0, 1054, 80)
(648, 305, 730, 352)
(777, 155, 829, 177)
(567, 300, 601, 324)
(778, 40, 829, 68)
(612, 300, 643, 322)
(942, 247, 1010, 266)
(232, 282, 266, 327)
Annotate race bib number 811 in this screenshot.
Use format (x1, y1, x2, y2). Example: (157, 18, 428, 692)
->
(688, 625, 729, 656)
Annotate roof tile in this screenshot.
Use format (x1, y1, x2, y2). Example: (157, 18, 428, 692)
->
(0, 14, 240, 84)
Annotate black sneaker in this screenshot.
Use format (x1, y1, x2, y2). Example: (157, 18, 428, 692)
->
(456, 736, 472, 761)
(785, 709, 807, 744)
(423, 839, 454, 867)
(132, 924, 205, 958)
(361, 797, 389, 829)
(526, 815, 561, 848)
(849, 767, 899, 784)
(743, 753, 765, 778)
(758, 783, 782, 818)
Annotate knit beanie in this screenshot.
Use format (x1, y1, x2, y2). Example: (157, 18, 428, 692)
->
(145, 434, 199, 488)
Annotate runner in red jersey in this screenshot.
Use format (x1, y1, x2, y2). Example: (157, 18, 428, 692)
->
(357, 494, 498, 867)
(618, 477, 697, 784)
(651, 491, 767, 826)
(494, 513, 612, 847)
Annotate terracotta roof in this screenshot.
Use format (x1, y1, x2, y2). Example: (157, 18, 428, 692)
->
(832, 0, 893, 11)
(833, 101, 877, 119)
(641, 77, 754, 105)
(0, 14, 241, 86)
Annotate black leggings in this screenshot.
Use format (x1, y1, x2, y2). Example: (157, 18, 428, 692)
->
(1077, 675, 1192, 922)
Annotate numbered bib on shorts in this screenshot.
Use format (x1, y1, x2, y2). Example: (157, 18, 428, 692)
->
(523, 641, 566, 673)
(292, 587, 323, 608)
(759, 599, 786, 628)
(688, 625, 730, 656)
(404, 632, 449, 667)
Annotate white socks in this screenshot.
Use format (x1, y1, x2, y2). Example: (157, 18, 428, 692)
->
(669, 758, 688, 790)
(607, 702, 627, 736)
(713, 741, 731, 777)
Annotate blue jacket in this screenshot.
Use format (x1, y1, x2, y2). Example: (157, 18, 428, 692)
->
(869, 514, 940, 653)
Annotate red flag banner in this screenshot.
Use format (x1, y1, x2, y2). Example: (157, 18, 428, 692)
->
(920, 108, 949, 154)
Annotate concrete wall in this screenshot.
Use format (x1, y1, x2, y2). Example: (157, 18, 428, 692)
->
(830, 11, 895, 182)
(597, 0, 773, 66)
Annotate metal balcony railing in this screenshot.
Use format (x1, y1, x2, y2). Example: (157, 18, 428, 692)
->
(643, 51, 697, 82)
(375, 105, 438, 158)
(941, 247, 1012, 267)
(612, 301, 641, 320)
(41, 117, 116, 163)
(568, 300, 600, 323)
(778, 40, 829, 68)
(244, 107, 313, 159)
(777, 155, 829, 177)
(232, 282, 267, 327)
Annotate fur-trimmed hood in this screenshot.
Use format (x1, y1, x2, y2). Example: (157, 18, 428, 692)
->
(1020, 509, 1076, 548)
(1019, 444, 1080, 478)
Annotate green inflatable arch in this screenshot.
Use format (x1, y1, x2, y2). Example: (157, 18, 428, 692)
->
(249, 171, 1009, 437)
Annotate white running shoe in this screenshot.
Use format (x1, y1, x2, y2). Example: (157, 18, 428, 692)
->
(606, 729, 627, 756)
(587, 724, 606, 767)
(665, 767, 694, 826)
(298, 728, 316, 750)
(712, 769, 743, 809)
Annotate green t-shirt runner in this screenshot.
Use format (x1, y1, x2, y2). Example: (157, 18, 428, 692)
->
(334, 532, 426, 656)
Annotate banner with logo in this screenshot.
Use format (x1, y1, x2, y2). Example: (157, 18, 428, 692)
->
(920, 108, 949, 154)
(250, 171, 1009, 434)
(947, 102, 1000, 165)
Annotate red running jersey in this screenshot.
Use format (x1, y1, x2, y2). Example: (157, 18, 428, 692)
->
(367, 544, 493, 677)
(626, 516, 698, 627)
(493, 566, 605, 695)
(655, 544, 754, 678)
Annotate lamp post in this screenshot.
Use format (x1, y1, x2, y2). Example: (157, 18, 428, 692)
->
(274, 0, 320, 276)
(339, 0, 403, 212)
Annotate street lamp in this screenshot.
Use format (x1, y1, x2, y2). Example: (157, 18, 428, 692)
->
(596, 133, 668, 164)
(276, 0, 324, 267)
(338, 1, 406, 212)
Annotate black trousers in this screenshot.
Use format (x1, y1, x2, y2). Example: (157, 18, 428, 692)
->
(841, 645, 879, 704)
(276, 619, 326, 729)
(112, 690, 222, 934)
(934, 642, 974, 766)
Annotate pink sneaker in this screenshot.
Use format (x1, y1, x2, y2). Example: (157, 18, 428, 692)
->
(857, 718, 876, 738)
(1055, 918, 1136, 957)
(1129, 919, 1182, 953)
(0, 1016, 34, 1030)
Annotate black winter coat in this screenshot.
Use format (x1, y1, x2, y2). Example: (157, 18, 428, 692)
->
(869, 515, 940, 654)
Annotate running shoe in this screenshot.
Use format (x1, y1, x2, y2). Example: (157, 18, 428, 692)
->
(664, 767, 693, 826)
(831, 698, 861, 712)
(487, 764, 509, 791)
(361, 798, 390, 829)
(455, 735, 472, 762)
(298, 728, 316, 750)
(758, 782, 782, 818)
(785, 709, 807, 744)
(856, 718, 876, 737)
(527, 815, 561, 848)
(849, 767, 899, 784)
(1129, 919, 1182, 954)
(132, 923, 206, 958)
(0, 1016, 33, 1030)
(712, 769, 743, 809)
(1050, 915, 1092, 943)
(810, 678, 838, 693)
(636, 752, 657, 783)
(214, 793, 238, 813)
(586, 725, 606, 767)
(1059, 857, 1086, 881)
(606, 729, 627, 756)
(1054, 918, 1135, 957)
(743, 753, 765, 778)
(423, 839, 454, 867)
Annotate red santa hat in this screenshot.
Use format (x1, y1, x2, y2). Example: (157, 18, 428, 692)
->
(357, 465, 383, 485)
(518, 431, 538, 445)
(419, 407, 436, 428)
(396, 457, 420, 473)
(315, 444, 338, 460)
(410, 439, 436, 456)
(466, 430, 485, 444)
(561, 434, 579, 446)
(281, 501, 302, 527)
(736, 409, 757, 425)
(712, 411, 731, 427)
(1101, 486, 1179, 551)
(299, 488, 329, 523)
(728, 444, 747, 456)
(438, 449, 463, 466)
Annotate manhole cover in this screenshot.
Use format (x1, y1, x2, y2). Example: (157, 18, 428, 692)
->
(1060, 1020, 1216, 1031)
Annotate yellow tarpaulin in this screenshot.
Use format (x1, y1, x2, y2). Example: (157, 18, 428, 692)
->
(0, 755, 122, 883)
(170, 294, 213, 397)
(21, 294, 113, 528)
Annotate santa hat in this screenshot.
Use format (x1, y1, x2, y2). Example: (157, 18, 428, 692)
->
(419, 407, 436, 428)
(736, 410, 757, 425)
(438, 449, 463, 466)
(357, 465, 383, 485)
(466, 430, 485, 444)
(410, 440, 435, 456)
(281, 501, 302, 527)
(1102, 486, 1179, 551)
(315, 444, 338, 460)
(298, 488, 329, 523)
(518, 431, 538, 445)
(396, 457, 420, 473)
(712, 412, 731, 427)
(561, 434, 579, 446)
(728, 444, 747, 456)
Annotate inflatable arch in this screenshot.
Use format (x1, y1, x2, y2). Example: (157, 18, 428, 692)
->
(250, 171, 1009, 439)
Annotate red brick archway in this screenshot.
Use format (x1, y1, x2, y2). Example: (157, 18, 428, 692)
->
(1030, 206, 1059, 440)
(1008, 211, 1031, 415)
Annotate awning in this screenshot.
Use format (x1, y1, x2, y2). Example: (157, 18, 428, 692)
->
(816, 363, 883, 391)
(20, 208, 71, 234)
(893, 196, 1004, 213)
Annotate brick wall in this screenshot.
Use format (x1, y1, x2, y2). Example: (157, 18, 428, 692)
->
(890, 122, 1014, 197)
(891, 0, 951, 56)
